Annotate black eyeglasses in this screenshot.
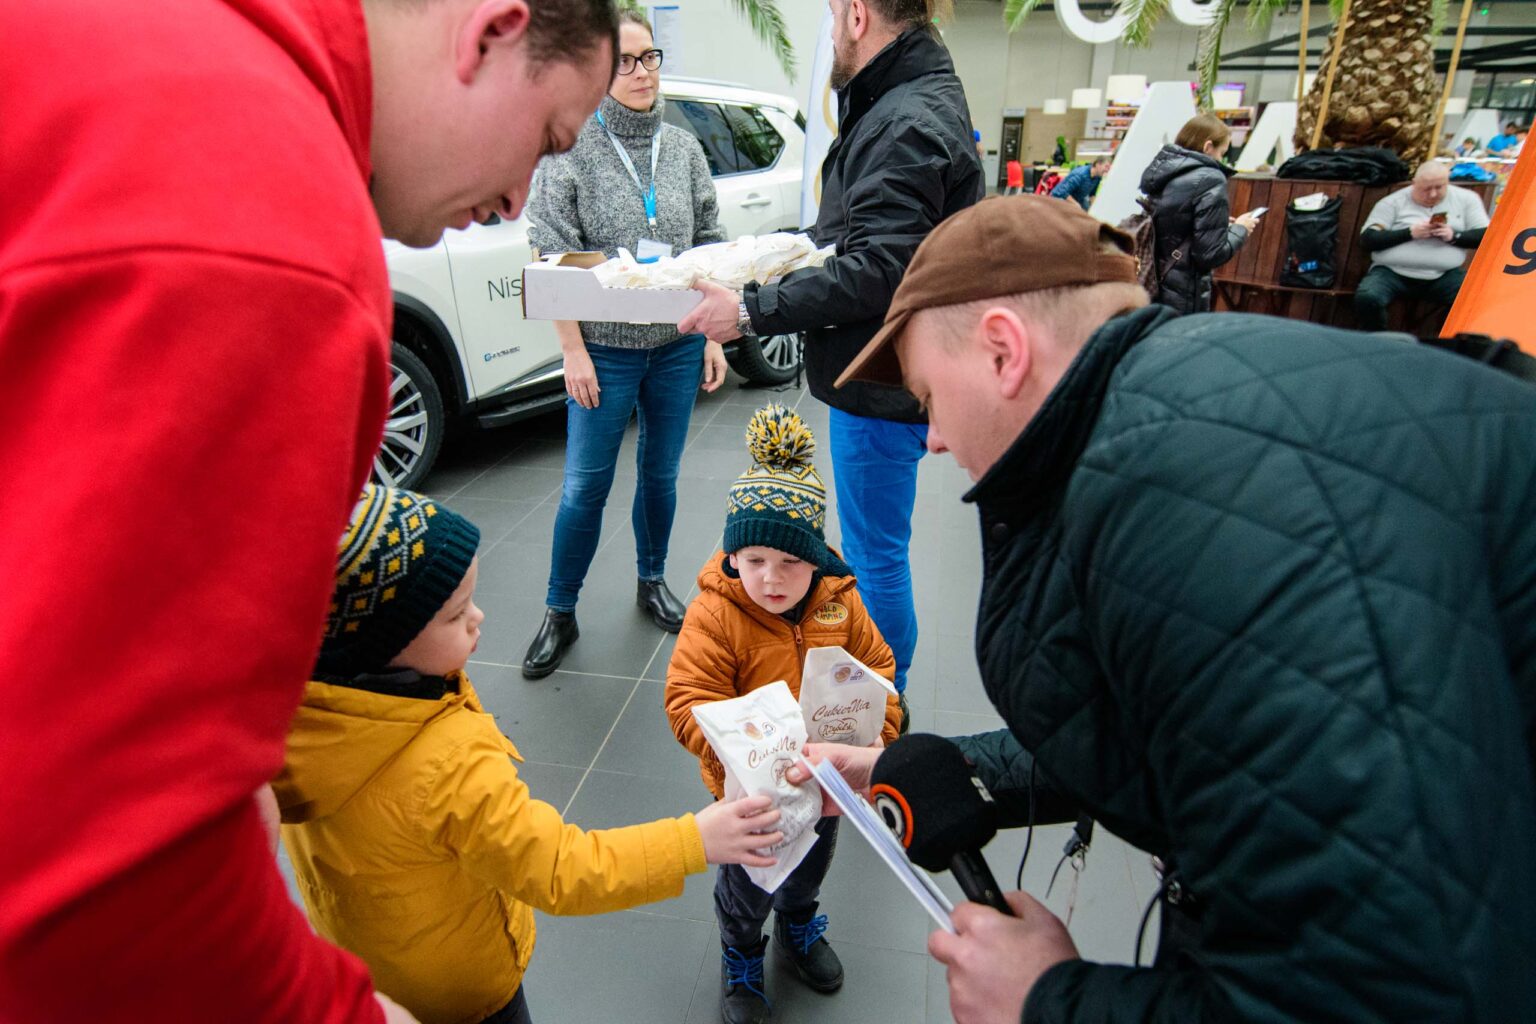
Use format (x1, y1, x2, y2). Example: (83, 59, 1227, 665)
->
(616, 49, 663, 75)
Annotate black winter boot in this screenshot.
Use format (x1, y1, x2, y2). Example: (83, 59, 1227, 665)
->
(774, 911, 843, 993)
(637, 578, 686, 633)
(720, 937, 771, 1024)
(521, 609, 578, 679)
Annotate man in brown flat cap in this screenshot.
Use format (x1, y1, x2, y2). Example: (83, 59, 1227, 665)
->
(798, 195, 1536, 1023)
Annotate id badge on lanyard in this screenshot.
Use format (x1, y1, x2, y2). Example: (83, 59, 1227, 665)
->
(596, 110, 668, 260)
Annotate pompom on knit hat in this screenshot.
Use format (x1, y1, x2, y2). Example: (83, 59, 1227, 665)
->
(723, 404, 852, 577)
(315, 484, 480, 677)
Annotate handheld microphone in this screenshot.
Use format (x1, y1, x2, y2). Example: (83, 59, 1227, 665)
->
(869, 733, 1013, 916)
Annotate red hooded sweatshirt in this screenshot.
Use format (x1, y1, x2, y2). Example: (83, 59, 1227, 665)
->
(0, 1, 391, 1020)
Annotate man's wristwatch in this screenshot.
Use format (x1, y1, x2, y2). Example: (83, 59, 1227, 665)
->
(736, 300, 754, 339)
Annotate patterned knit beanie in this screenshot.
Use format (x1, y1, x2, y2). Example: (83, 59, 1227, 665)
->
(315, 484, 481, 677)
(723, 405, 852, 577)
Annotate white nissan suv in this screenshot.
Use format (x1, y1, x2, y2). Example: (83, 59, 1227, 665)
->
(377, 78, 808, 489)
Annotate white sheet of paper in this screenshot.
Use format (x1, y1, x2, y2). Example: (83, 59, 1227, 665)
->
(800, 756, 955, 933)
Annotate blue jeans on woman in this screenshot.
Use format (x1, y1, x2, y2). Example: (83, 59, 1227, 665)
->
(546, 335, 705, 612)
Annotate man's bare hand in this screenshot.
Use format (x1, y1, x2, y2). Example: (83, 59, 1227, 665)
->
(785, 742, 883, 816)
(929, 891, 1079, 1024)
(678, 281, 745, 343)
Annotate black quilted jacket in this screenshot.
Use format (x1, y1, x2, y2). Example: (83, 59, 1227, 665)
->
(954, 306, 1536, 1023)
(1140, 146, 1248, 314)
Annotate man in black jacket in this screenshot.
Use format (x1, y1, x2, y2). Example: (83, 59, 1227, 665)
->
(679, 0, 983, 703)
(797, 196, 1536, 1023)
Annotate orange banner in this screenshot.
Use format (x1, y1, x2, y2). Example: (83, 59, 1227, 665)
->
(1442, 145, 1536, 349)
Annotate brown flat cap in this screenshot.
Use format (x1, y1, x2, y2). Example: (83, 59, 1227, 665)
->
(835, 195, 1140, 389)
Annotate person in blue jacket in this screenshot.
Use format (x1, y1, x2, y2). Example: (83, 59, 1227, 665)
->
(1049, 155, 1110, 209)
(1487, 121, 1521, 153)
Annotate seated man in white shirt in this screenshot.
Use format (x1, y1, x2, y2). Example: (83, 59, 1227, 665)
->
(1354, 162, 1489, 331)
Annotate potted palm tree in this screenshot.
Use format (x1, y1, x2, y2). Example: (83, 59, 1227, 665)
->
(618, 0, 797, 78)
(1004, 0, 1446, 165)
(1295, 0, 1442, 163)
(728, 0, 797, 78)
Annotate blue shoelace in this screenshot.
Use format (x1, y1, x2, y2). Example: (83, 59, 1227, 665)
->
(786, 914, 829, 957)
(722, 945, 770, 1007)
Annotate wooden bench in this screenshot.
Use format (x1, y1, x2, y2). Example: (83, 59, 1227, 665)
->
(1213, 276, 1355, 323)
(1212, 175, 1495, 331)
(1216, 278, 1452, 334)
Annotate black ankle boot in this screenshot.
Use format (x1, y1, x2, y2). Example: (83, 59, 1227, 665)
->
(720, 937, 771, 1024)
(774, 911, 843, 993)
(521, 609, 578, 679)
(637, 579, 686, 633)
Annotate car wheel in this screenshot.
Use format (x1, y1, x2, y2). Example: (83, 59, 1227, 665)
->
(726, 332, 802, 386)
(372, 342, 445, 491)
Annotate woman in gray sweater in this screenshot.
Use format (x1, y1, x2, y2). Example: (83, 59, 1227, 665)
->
(522, 10, 726, 678)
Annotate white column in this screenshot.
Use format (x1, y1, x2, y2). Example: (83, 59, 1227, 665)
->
(1089, 40, 1117, 93)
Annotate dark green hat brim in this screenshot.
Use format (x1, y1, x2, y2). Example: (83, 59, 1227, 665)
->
(316, 510, 480, 677)
(722, 515, 852, 578)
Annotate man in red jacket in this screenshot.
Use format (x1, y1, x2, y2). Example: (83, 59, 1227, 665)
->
(0, 1, 614, 1021)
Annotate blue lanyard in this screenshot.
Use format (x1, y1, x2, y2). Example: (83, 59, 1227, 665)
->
(595, 110, 661, 231)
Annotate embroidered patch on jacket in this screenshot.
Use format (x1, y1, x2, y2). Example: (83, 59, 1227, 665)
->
(813, 603, 848, 625)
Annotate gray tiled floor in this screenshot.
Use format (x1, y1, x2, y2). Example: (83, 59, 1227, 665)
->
(281, 371, 1158, 1022)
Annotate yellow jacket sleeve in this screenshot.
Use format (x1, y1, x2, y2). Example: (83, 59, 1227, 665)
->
(423, 734, 707, 915)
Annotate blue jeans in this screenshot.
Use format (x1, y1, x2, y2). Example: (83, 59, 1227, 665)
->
(546, 335, 705, 611)
(827, 408, 926, 693)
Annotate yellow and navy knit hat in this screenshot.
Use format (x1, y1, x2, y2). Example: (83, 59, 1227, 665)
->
(316, 484, 481, 677)
(723, 405, 851, 577)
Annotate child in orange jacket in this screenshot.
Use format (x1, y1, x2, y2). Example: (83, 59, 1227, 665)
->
(665, 405, 901, 1024)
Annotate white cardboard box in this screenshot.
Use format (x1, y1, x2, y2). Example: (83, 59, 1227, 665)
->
(522, 252, 704, 324)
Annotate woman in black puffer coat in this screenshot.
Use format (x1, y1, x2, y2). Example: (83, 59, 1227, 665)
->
(1140, 113, 1260, 313)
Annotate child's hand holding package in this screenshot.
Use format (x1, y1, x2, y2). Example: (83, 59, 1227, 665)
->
(693, 681, 823, 892)
(695, 795, 784, 867)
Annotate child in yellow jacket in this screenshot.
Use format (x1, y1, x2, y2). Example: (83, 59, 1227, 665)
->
(274, 484, 783, 1024)
(665, 405, 902, 1024)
